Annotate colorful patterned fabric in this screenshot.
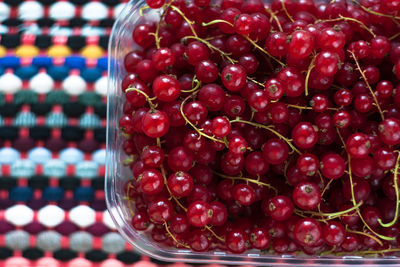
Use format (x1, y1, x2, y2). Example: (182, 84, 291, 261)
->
(0, 1, 203, 266)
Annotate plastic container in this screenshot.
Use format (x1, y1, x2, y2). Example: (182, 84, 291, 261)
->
(105, 1, 400, 266)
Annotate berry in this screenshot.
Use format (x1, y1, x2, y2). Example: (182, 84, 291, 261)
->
(293, 218, 322, 247)
(292, 182, 321, 210)
(142, 110, 170, 138)
(187, 201, 213, 227)
(264, 195, 294, 221)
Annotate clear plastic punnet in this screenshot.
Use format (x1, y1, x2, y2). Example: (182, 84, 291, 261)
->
(106, 0, 400, 266)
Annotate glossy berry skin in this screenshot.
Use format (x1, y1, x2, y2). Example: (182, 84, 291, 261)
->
(292, 182, 321, 210)
(322, 221, 345, 246)
(277, 67, 305, 97)
(146, 0, 165, 8)
(209, 201, 228, 226)
(189, 230, 211, 252)
(212, 117, 231, 138)
(183, 101, 208, 125)
(317, 28, 346, 52)
(264, 78, 284, 100)
(185, 41, 210, 66)
(198, 84, 226, 111)
(152, 48, 175, 70)
(346, 133, 371, 159)
(264, 195, 294, 221)
(250, 228, 270, 249)
(170, 214, 189, 234)
(142, 110, 170, 138)
(221, 64, 247, 92)
(232, 183, 256, 206)
(125, 81, 150, 106)
(228, 135, 247, 154)
(147, 197, 174, 223)
(374, 147, 396, 170)
(226, 229, 248, 253)
(132, 24, 155, 48)
(265, 32, 289, 58)
(291, 122, 318, 149)
(341, 233, 360, 252)
(315, 51, 339, 77)
(262, 138, 289, 165)
(245, 152, 269, 176)
(342, 177, 371, 203)
(320, 153, 345, 179)
(142, 145, 165, 168)
(293, 218, 322, 247)
(195, 60, 219, 83)
(288, 30, 314, 59)
(168, 146, 194, 172)
(219, 8, 241, 34)
(248, 90, 269, 111)
(131, 212, 150, 231)
(234, 14, 253, 35)
(152, 75, 181, 102)
(297, 153, 319, 176)
(167, 171, 194, 197)
(378, 118, 400, 146)
(186, 201, 213, 227)
(140, 169, 164, 195)
(119, 115, 135, 134)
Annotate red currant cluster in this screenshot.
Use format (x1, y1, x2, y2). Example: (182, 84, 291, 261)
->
(119, 0, 400, 256)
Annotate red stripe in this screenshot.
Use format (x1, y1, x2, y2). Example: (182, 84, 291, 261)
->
(87, 36, 99, 45)
(18, 178, 28, 187)
(35, 164, 43, 175)
(53, 36, 68, 45)
(66, 165, 75, 176)
(75, 6, 82, 18)
(19, 128, 29, 138)
(81, 180, 91, 187)
(20, 58, 32, 67)
(1, 165, 10, 176)
(92, 237, 102, 250)
(34, 189, 41, 199)
(49, 178, 59, 187)
(60, 236, 69, 248)
(43, 6, 50, 18)
(29, 235, 36, 247)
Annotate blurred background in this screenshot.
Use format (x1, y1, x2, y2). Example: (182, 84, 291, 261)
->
(0, 1, 228, 266)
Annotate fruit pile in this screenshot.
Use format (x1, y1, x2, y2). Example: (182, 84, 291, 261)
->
(119, 0, 400, 256)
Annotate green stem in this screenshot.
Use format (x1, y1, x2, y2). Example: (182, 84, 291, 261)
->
(230, 118, 301, 155)
(244, 36, 286, 67)
(348, 51, 384, 121)
(378, 151, 400, 227)
(214, 172, 278, 194)
(180, 93, 226, 145)
(170, 5, 198, 37)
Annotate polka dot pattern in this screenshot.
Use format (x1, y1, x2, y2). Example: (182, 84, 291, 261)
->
(49, 2, 76, 20)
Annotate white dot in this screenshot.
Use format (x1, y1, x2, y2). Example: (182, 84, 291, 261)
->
(62, 75, 87, 96)
(28, 147, 52, 164)
(69, 205, 95, 228)
(113, 3, 126, 18)
(38, 205, 65, 227)
(18, 1, 43, 20)
(0, 3, 10, 21)
(30, 72, 54, 94)
(82, 2, 108, 20)
(0, 73, 22, 94)
(5, 205, 33, 226)
(103, 210, 117, 230)
(0, 147, 19, 164)
(94, 76, 108, 96)
(49, 2, 75, 20)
